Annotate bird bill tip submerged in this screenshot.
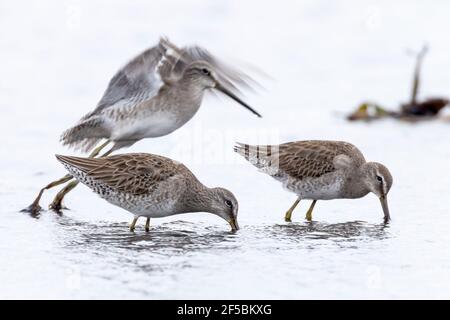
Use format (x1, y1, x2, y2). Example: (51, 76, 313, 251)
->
(228, 217, 239, 232)
(379, 196, 390, 223)
(215, 82, 262, 118)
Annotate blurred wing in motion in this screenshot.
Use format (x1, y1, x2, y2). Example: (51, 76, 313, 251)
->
(63, 37, 262, 152)
(87, 37, 258, 117)
(91, 41, 168, 115)
(158, 37, 258, 96)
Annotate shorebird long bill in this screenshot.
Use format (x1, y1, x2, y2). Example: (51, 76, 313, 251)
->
(380, 196, 390, 223)
(228, 217, 239, 231)
(215, 83, 262, 118)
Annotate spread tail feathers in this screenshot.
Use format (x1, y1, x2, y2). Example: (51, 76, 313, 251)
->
(234, 142, 280, 170)
(60, 117, 108, 153)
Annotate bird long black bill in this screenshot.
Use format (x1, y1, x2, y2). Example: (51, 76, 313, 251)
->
(215, 83, 262, 118)
(380, 196, 390, 223)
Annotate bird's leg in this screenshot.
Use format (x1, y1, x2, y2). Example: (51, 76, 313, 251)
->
(22, 140, 111, 215)
(88, 140, 111, 158)
(130, 217, 139, 232)
(145, 218, 151, 232)
(98, 146, 114, 157)
(305, 200, 317, 221)
(21, 174, 73, 215)
(48, 141, 113, 213)
(48, 180, 78, 212)
(284, 198, 301, 222)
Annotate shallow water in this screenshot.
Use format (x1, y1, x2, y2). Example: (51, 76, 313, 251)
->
(1, 0, 450, 299)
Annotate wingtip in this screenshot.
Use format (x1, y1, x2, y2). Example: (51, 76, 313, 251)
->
(159, 35, 169, 44)
(233, 142, 245, 153)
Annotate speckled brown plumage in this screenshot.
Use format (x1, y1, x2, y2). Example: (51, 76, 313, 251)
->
(234, 140, 365, 181)
(55, 154, 180, 196)
(234, 140, 393, 223)
(55, 153, 240, 231)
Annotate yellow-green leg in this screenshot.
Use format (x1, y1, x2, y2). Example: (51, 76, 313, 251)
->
(87, 140, 112, 158)
(130, 217, 139, 232)
(48, 141, 113, 212)
(305, 200, 317, 221)
(145, 218, 151, 232)
(48, 180, 79, 212)
(284, 197, 301, 222)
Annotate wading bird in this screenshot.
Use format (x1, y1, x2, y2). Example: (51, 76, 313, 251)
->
(234, 140, 392, 223)
(56, 153, 239, 232)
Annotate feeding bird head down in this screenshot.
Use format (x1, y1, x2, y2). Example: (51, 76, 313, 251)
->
(362, 162, 393, 223)
(208, 187, 239, 231)
(184, 61, 262, 118)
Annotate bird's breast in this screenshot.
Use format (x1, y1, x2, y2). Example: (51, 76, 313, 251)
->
(111, 110, 183, 140)
(109, 93, 203, 141)
(283, 173, 345, 200)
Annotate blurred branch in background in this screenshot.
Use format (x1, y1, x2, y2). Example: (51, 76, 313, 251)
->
(346, 45, 449, 123)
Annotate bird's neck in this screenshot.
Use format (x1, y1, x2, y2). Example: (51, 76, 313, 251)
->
(343, 165, 371, 199)
(145, 81, 205, 127)
(177, 76, 207, 99)
(169, 80, 205, 115)
(178, 176, 215, 214)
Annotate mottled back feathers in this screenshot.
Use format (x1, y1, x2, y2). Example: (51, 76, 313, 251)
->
(234, 140, 366, 180)
(56, 153, 188, 196)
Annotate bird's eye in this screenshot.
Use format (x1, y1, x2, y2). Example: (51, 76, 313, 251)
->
(225, 200, 232, 208)
(201, 68, 210, 75)
(376, 175, 383, 182)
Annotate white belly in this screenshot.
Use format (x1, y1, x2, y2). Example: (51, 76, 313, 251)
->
(283, 175, 344, 200)
(111, 111, 180, 141)
(302, 179, 343, 200)
(131, 200, 178, 218)
(104, 193, 179, 218)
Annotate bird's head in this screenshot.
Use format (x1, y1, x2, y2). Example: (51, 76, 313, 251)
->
(184, 61, 261, 117)
(184, 61, 218, 88)
(208, 187, 239, 232)
(362, 162, 393, 223)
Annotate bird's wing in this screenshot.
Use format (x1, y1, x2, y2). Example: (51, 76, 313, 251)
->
(234, 141, 365, 180)
(83, 37, 257, 120)
(87, 39, 170, 117)
(56, 153, 182, 195)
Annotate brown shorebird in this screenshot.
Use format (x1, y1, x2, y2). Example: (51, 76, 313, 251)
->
(22, 37, 261, 215)
(234, 140, 393, 223)
(55, 153, 239, 232)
